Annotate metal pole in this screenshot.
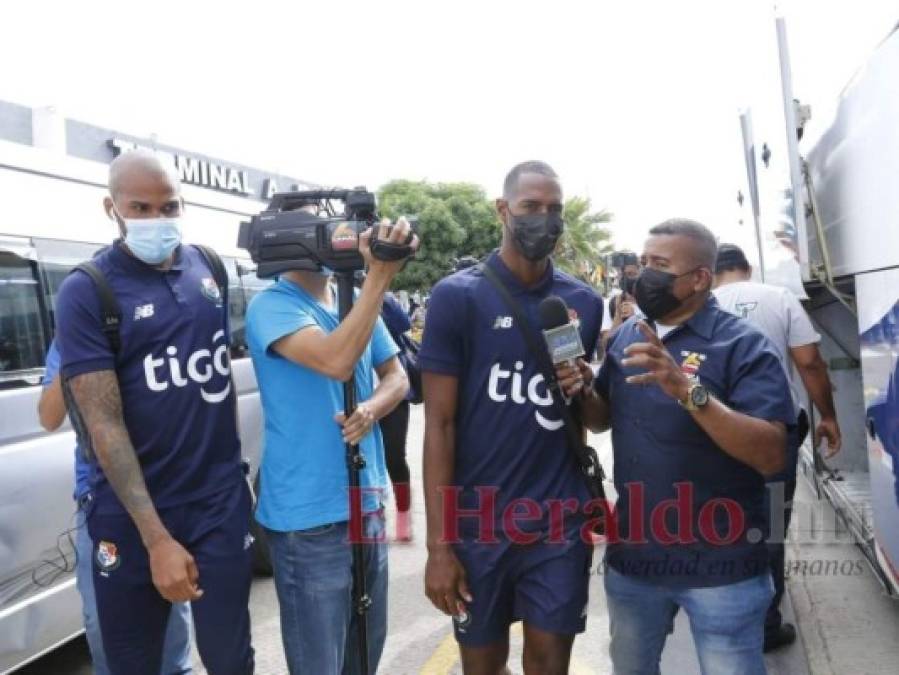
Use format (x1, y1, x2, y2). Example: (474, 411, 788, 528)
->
(776, 14, 811, 281)
(336, 271, 371, 674)
(739, 109, 766, 282)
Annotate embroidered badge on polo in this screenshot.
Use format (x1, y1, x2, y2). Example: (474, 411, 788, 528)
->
(200, 277, 222, 305)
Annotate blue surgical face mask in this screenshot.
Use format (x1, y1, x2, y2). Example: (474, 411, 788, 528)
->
(117, 212, 183, 265)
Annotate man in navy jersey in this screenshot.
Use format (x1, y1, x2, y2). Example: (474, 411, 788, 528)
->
(55, 150, 254, 675)
(421, 161, 604, 674)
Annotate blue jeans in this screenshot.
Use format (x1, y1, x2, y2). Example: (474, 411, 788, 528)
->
(76, 497, 193, 675)
(604, 567, 774, 675)
(266, 513, 388, 675)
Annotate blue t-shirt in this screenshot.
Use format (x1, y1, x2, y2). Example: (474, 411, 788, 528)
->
(43, 340, 91, 500)
(419, 252, 604, 541)
(595, 296, 795, 588)
(55, 242, 242, 514)
(246, 278, 399, 532)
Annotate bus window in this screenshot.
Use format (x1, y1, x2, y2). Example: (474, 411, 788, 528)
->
(0, 250, 47, 388)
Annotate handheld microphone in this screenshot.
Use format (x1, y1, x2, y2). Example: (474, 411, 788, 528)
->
(538, 296, 585, 365)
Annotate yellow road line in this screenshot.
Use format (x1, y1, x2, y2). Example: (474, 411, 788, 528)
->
(419, 623, 596, 674)
(420, 631, 459, 674)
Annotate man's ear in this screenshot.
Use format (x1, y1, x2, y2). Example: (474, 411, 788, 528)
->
(103, 196, 115, 221)
(495, 197, 508, 220)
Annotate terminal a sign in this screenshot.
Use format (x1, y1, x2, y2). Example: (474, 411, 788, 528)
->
(108, 137, 301, 201)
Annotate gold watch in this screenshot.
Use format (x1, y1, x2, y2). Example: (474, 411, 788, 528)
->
(679, 382, 709, 411)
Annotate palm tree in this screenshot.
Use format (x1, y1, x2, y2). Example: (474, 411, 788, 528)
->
(555, 196, 614, 283)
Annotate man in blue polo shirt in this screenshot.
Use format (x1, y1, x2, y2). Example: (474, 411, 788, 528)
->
(55, 150, 254, 675)
(568, 219, 794, 674)
(421, 161, 604, 674)
(38, 340, 192, 675)
(245, 213, 413, 673)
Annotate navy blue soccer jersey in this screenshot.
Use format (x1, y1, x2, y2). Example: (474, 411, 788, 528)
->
(56, 242, 242, 514)
(419, 252, 604, 537)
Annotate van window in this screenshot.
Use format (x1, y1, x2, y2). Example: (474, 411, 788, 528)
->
(33, 238, 107, 335)
(222, 256, 249, 358)
(0, 250, 48, 387)
(240, 264, 271, 306)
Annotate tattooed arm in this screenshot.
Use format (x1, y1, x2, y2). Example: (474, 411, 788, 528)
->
(69, 370, 203, 602)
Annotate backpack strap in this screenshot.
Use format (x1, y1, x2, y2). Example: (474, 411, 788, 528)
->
(73, 261, 122, 354)
(192, 244, 228, 293)
(191, 244, 232, 344)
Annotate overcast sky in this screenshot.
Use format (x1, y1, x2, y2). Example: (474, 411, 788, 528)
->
(2, 0, 897, 256)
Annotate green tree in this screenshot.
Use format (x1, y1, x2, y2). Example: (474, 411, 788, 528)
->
(378, 180, 501, 290)
(555, 196, 614, 283)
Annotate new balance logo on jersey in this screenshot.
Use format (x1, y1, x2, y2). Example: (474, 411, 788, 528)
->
(143, 329, 231, 403)
(133, 303, 155, 321)
(493, 316, 514, 329)
(487, 361, 563, 431)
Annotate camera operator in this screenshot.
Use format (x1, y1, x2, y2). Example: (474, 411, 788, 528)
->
(245, 217, 415, 673)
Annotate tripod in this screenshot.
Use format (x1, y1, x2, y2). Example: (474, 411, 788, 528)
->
(335, 270, 372, 674)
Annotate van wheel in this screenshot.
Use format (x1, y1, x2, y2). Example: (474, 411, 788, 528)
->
(250, 473, 273, 576)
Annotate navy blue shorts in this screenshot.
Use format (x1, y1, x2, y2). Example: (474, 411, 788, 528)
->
(87, 480, 255, 675)
(452, 535, 593, 647)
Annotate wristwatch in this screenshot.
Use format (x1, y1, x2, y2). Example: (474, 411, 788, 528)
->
(679, 382, 710, 411)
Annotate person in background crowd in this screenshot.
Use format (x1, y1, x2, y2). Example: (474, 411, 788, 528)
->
(38, 338, 193, 675)
(714, 242, 842, 652)
(569, 218, 794, 674)
(601, 262, 640, 352)
(380, 291, 417, 542)
(55, 149, 254, 674)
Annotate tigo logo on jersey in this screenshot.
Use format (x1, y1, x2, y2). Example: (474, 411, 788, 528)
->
(133, 303, 155, 321)
(96, 540, 121, 574)
(143, 329, 231, 403)
(488, 361, 563, 431)
(493, 316, 514, 329)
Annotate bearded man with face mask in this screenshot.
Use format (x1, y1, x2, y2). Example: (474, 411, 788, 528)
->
(55, 149, 255, 674)
(559, 219, 795, 674)
(421, 161, 604, 674)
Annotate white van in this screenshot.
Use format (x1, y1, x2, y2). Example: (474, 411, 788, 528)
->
(0, 128, 281, 673)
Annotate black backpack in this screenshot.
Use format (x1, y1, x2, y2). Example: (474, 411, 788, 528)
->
(61, 244, 229, 460)
(69, 244, 228, 354)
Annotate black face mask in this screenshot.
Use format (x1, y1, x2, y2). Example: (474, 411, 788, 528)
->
(635, 267, 697, 321)
(622, 276, 638, 296)
(508, 211, 564, 261)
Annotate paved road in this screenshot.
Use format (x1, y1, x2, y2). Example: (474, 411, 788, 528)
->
(20, 407, 811, 674)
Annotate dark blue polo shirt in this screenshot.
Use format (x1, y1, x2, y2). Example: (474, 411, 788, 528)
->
(420, 252, 604, 548)
(595, 296, 794, 588)
(56, 241, 242, 515)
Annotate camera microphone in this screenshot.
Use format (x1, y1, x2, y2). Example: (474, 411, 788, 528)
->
(538, 296, 585, 366)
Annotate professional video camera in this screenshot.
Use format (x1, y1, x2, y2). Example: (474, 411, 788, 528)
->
(608, 251, 638, 270)
(237, 187, 416, 278)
